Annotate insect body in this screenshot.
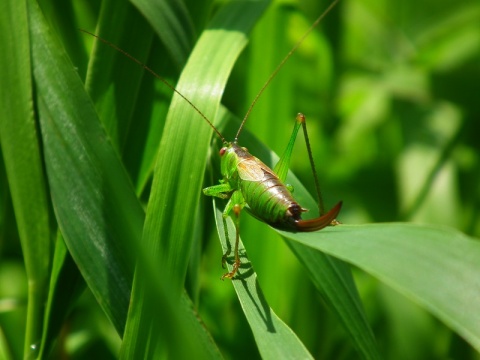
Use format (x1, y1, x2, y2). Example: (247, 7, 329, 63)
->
(215, 142, 340, 231)
(204, 113, 342, 279)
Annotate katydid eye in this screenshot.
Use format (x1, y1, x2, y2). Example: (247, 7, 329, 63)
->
(219, 147, 227, 156)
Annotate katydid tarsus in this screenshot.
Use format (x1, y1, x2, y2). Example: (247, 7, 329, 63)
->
(83, 0, 342, 280)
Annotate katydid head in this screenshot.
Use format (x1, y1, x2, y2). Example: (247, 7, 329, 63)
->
(219, 143, 248, 163)
(217, 143, 254, 184)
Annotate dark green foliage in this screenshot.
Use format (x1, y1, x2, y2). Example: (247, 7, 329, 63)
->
(0, 0, 479, 359)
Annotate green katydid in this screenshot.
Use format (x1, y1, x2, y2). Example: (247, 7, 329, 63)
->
(203, 112, 342, 279)
(82, 0, 342, 280)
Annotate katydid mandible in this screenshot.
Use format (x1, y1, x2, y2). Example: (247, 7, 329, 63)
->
(82, 0, 342, 280)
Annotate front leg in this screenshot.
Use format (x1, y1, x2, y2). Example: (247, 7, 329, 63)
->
(204, 183, 245, 279)
(203, 182, 233, 199)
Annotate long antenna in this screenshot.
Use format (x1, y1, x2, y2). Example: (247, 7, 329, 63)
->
(80, 29, 227, 144)
(234, 0, 340, 142)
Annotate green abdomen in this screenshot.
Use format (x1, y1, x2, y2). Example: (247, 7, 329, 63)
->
(240, 170, 299, 228)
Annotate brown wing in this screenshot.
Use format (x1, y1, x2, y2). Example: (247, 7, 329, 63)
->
(237, 157, 267, 181)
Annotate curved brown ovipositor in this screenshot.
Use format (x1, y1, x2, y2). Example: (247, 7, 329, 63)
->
(265, 201, 342, 232)
(292, 201, 343, 232)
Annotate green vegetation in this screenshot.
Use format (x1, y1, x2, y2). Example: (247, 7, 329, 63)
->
(1, 0, 479, 358)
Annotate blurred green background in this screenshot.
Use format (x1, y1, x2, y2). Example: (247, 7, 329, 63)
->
(1, 0, 479, 358)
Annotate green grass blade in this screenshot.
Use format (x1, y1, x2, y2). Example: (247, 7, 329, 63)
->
(123, 42, 177, 195)
(28, 0, 139, 333)
(33, 1, 91, 79)
(120, 272, 223, 360)
(286, 243, 380, 359)
(280, 224, 480, 353)
(84, 0, 154, 151)
(0, 0, 52, 357)
(130, 0, 196, 68)
(38, 234, 85, 359)
(213, 199, 314, 360)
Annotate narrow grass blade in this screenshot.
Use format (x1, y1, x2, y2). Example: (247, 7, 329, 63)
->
(0, 0, 52, 356)
(84, 0, 154, 150)
(213, 200, 315, 360)
(38, 234, 85, 359)
(280, 224, 480, 353)
(130, 0, 196, 68)
(29, 0, 139, 333)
